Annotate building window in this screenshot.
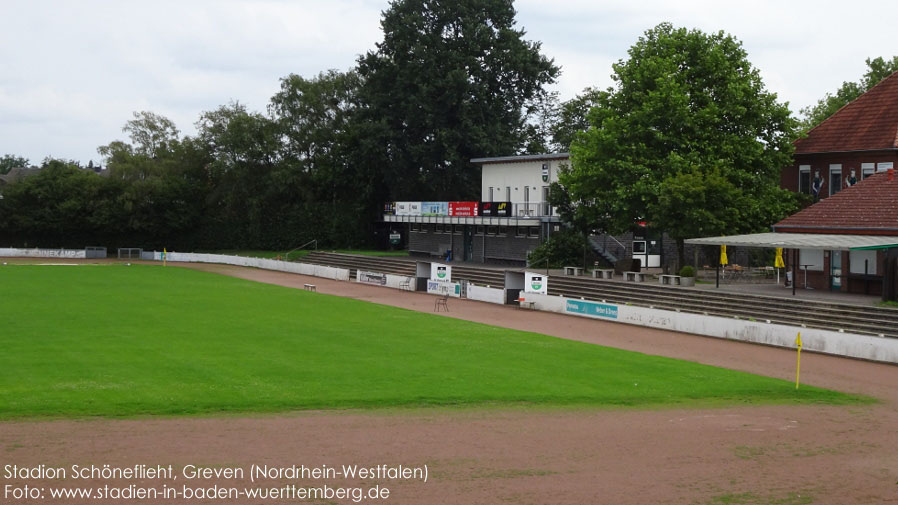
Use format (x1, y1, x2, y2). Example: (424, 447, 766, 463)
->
(829, 164, 842, 196)
(488, 187, 494, 201)
(798, 165, 810, 194)
(516, 227, 526, 237)
(476, 226, 485, 234)
(487, 226, 497, 235)
(453, 225, 463, 234)
(862, 163, 875, 179)
(529, 227, 540, 238)
(850, 250, 877, 275)
(410, 223, 419, 232)
(435, 224, 443, 233)
(498, 226, 508, 236)
(505, 186, 511, 202)
(878, 162, 894, 172)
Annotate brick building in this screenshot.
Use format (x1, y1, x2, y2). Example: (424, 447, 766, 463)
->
(781, 70, 898, 198)
(772, 170, 898, 295)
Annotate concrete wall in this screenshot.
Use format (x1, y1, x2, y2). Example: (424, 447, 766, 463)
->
(0, 248, 87, 258)
(466, 283, 505, 304)
(524, 292, 898, 364)
(146, 252, 351, 281)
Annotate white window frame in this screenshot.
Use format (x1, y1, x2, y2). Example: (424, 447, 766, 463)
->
(829, 164, 842, 196)
(798, 165, 810, 194)
(861, 162, 875, 179)
(877, 162, 894, 172)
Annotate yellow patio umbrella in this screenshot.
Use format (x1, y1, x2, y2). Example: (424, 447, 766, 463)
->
(719, 245, 728, 266)
(775, 248, 785, 268)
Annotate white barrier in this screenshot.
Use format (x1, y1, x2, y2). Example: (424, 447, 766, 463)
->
(147, 252, 351, 282)
(385, 274, 415, 290)
(523, 293, 898, 364)
(0, 248, 87, 258)
(466, 283, 505, 305)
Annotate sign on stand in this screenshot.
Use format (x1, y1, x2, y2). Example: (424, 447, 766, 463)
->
(524, 271, 548, 294)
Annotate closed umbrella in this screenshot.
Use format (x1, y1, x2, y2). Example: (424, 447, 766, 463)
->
(720, 245, 728, 267)
(775, 247, 785, 284)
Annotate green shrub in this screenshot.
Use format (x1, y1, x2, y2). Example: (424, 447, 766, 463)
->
(678, 265, 696, 277)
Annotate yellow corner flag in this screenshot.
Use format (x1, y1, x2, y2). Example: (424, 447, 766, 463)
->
(163, 248, 167, 267)
(795, 332, 802, 389)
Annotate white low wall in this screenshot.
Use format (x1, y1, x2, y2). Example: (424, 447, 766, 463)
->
(466, 283, 505, 305)
(147, 252, 351, 282)
(0, 248, 86, 258)
(524, 293, 898, 364)
(385, 274, 415, 290)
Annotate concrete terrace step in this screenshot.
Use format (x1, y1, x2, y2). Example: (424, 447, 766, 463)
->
(297, 252, 898, 338)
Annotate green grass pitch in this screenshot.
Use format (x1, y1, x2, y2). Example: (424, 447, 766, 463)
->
(0, 264, 867, 419)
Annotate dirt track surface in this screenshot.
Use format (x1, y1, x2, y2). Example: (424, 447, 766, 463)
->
(4, 262, 898, 504)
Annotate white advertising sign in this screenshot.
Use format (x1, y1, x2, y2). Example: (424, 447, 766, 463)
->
(430, 262, 452, 282)
(524, 271, 548, 294)
(395, 202, 422, 216)
(427, 279, 461, 297)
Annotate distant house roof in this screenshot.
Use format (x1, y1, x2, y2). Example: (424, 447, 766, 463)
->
(471, 153, 570, 165)
(0, 166, 41, 186)
(794, 70, 898, 154)
(773, 171, 898, 235)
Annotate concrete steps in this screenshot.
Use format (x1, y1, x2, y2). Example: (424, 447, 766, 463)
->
(298, 252, 898, 338)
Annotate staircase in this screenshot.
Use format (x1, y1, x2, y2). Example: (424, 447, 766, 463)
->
(588, 235, 621, 265)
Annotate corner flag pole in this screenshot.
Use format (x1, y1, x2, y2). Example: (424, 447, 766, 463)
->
(163, 248, 167, 267)
(795, 332, 802, 389)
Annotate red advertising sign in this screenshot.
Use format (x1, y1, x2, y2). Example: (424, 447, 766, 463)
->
(449, 201, 479, 216)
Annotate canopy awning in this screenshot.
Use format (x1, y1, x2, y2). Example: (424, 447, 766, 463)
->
(685, 232, 898, 251)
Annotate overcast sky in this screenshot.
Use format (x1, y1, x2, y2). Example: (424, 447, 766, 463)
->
(1, 0, 895, 166)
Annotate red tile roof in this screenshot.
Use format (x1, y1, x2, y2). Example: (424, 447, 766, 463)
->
(774, 171, 898, 234)
(795, 70, 898, 154)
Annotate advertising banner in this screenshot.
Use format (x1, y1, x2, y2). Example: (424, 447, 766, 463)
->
(430, 262, 452, 282)
(395, 202, 422, 216)
(357, 270, 388, 286)
(383, 202, 396, 215)
(427, 279, 461, 297)
(449, 201, 479, 216)
(524, 272, 548, 294)
(421, 201, 449, 216)
(564, 299, 619, 319)
(479, 201, 512, 217)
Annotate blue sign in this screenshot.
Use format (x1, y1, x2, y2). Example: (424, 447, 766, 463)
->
(565, 300, 619, 319)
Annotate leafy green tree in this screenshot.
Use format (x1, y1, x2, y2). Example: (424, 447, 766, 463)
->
(270, 70, 379, 247)
(565, 23, 798, 268)
(550, 88, 603, 152)
(0, 154, 29, 175)
(799, 56, 898, 131)
(194, 102, 287, 248)
(98, 113, 208, 248)
(0, 160, 124, 247)
(357, 0, 559, 199)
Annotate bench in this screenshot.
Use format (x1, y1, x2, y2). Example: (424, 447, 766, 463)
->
(659, 274, 681, 286)
(303, 284, 317, 292)
(623, 271, 645, 282)
(516, 297, 536, 310)
(592, 269, 614, 280)
(564, 266, 583, 276)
